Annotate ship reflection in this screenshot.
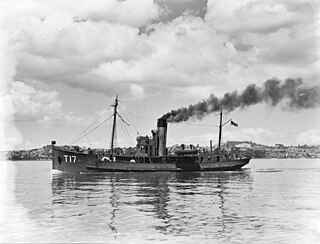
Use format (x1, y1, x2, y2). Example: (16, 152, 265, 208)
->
(108, 177, 119, 238)
(51, 172, 109, 205)
(51, 172, 121, 238)
(51, 169, 253, 238)
(121, 172, 173, 232)
(159, 170, 253, 236)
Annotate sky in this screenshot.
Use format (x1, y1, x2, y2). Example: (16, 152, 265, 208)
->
(0, 0, 319, 150)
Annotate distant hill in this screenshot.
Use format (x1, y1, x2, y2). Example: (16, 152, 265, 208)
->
(3, 145, 52, 161)
(1, 142, 320, 160)
(226, 141, 262, 148)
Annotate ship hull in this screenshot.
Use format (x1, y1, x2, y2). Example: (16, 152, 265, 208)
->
(52, 147, 98, 173)
(199, 158, 249, 171)
(52, 146, 250, 173)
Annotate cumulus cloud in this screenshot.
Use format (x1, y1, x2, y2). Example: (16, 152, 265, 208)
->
(205, 0, 318, 72)
(3, 82, 62, 124)
(181, 132, 217, 145)
(180, 127, 295, 146)
(76, 0, 161, 26)
(4, 137, 37, 151)
(2, 0, 318, 101)
(296, 129, 320, 145)
(206, 0, 315, 34)
(1, 0, 161, 94)
(1, 0, 161, 27)
(223, 127, 283, 145)
(2, 82, 94, 127)
(1, 0, 319, 148)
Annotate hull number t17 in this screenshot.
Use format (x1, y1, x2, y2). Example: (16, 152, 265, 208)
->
(64, 155, 77, 163)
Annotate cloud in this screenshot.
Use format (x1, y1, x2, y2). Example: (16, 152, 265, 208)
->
(296, 129, 320, 145)
(2, 0, 318, 102)
(3, 137, 36, 151)
(1, 0, 319, 130)
(180, 127, 298, 146)
(205, 0, 318, 68)
(3, 82, 62, 124)
(161, 78, 320, 123)
(181, 132, 217, 145)
(76, 0, 161, 26)
(223, 127, 282, 145)
(14, 22, 152, 80)
(1, 0, 161, 27)
(206, 0, 315, 34)
(2, 82, 95, 127)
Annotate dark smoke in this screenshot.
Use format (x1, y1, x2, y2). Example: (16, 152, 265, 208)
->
(161, 78, 320, 123)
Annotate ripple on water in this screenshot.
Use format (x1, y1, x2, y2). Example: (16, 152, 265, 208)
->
(1, 160, 320, 243)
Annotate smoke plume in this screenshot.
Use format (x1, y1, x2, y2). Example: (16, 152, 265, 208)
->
(161, 78, 320, 123)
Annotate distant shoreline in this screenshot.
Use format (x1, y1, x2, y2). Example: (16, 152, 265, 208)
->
(2, 142, 319, 161)
(0, 159, 51, 161)
(2, 158, 320, 161)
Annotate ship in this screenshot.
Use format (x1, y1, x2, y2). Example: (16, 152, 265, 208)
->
(52, 96, 250, 173)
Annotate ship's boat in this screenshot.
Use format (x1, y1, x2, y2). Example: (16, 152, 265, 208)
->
(52, 96, 250, 173)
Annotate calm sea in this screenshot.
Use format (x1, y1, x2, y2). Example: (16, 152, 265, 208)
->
(0, 159, 319, 243)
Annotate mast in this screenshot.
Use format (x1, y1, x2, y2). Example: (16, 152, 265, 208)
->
(110, 95, 118, 155)
(218, 108, 222, 150)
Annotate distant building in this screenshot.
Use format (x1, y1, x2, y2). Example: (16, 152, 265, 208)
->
(235, 143, 251, 149)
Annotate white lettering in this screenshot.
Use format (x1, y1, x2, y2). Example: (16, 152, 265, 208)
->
(72, 155, 76, 163)
(63, 155, 77, 163)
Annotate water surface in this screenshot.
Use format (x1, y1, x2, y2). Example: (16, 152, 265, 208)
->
(1, 159, 319, 243)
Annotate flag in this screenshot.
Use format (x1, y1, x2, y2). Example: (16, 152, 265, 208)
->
(231, 120, 238, 127)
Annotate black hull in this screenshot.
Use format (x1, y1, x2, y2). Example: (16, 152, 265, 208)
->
(86, 166, 181, 172)
(52, 147, 98, 172)
(52, 146, 250, 173)
(86, 162, 248, 172)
